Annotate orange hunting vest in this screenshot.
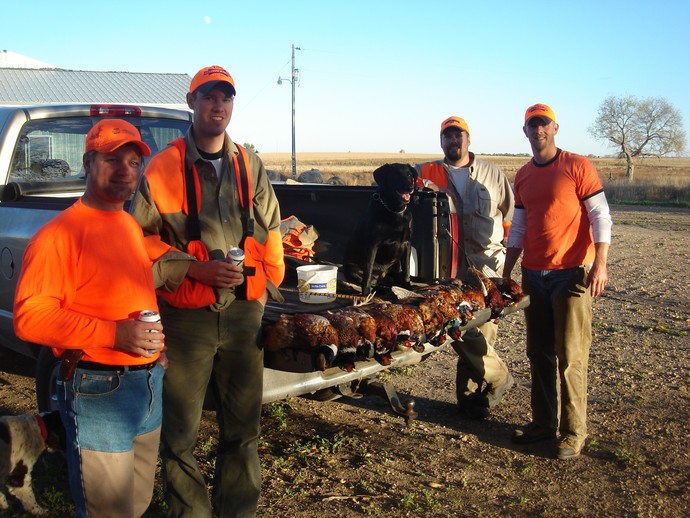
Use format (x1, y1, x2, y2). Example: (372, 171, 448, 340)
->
(145, 138, 283, 306)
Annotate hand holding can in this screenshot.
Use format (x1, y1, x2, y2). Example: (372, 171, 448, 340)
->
(227, 247, 245, 267)
(227, 247, 245, 284)
(139, 310, 162, 354)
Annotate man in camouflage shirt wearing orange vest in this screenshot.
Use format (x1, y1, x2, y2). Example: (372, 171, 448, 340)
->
(131, 66, 284, 517)
(416, 116, 514, 420)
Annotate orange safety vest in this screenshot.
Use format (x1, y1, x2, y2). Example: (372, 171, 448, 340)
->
(145, 138, 284, 306)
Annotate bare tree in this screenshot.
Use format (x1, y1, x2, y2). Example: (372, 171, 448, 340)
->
(589, 95, 686, 181)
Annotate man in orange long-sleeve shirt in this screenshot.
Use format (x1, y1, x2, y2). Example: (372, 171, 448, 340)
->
(14, 119, 166, 517)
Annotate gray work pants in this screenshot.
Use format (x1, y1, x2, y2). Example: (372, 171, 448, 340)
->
(159, 299, 265, 518)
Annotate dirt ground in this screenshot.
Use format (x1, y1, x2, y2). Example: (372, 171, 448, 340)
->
(1, 205, 689, 517)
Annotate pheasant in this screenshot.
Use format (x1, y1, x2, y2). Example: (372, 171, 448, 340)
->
(262, 313, 340, 371)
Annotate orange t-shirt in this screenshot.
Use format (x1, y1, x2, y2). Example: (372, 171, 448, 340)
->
(13, 199, 159, 365)
(513, 149, 604, 270)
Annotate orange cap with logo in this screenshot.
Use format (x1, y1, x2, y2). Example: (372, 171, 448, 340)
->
(524, 103, 556, 124)
(440, 116, 470, 135)
(189, 65, 236, 96)
(84, 119, 151, 156)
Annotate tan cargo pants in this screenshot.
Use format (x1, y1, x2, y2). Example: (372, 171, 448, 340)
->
(452, 320, 512, 407)
(522, 266, 593, 442)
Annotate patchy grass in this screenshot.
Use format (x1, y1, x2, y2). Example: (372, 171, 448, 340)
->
(613, 439, 646, 468)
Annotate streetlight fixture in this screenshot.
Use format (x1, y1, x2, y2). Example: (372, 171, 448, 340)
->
(277, 44, 300, 180)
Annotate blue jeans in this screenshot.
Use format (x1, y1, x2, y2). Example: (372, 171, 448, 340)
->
(58, 363, 164, 517)
(522, 266, 592, 441)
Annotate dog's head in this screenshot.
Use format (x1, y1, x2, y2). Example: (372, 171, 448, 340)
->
(373, 163, 418, 210)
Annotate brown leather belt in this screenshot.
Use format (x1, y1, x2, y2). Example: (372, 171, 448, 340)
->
(77, 360, 157, 373)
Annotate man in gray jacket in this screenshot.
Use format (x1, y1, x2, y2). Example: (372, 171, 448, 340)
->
(416, 116, 514, 419)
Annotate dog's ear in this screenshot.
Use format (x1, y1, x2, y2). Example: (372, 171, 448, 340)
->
(372, 164, 391, 189)
(408, 165, 419, 189)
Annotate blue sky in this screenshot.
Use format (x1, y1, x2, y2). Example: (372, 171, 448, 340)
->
(4, 0, 690, 156)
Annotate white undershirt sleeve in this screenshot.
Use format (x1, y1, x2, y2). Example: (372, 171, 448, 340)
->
(584, 192, 613, 244)
(507, 207, 526, 248)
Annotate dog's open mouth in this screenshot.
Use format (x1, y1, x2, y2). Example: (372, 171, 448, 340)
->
(398, 190, 413, 204)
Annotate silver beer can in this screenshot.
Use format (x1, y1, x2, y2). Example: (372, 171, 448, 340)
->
(139, 310, 161, 354)
(227, 247, 245, 267)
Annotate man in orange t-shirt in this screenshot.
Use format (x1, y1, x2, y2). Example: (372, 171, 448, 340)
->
(504, 104, 612, 460)
(14, 119, 166, 517)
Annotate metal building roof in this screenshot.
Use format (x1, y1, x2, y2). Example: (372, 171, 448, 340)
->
(0, 50, 55, 69)
(0, 68, 191, 106)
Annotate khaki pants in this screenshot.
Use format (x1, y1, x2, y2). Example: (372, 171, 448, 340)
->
(452, 320, 511, 407)
(523, 266, 593, 441)
(81, 428, 160, 518)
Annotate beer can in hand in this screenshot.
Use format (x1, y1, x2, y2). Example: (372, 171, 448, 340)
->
(227, 247, 245, 267)
(139, 310, 161, 354)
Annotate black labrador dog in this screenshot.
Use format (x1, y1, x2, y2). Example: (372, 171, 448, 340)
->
(343, 163, 418, 295)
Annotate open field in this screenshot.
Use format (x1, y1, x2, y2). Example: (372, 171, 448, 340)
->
(260, 153, 690, 187)
(261, 153, 690, 206)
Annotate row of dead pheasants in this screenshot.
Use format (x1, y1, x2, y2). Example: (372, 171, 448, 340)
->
(262, 269, 525, 371)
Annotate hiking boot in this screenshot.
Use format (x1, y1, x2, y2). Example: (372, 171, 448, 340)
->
(458, 392, 490, 420)
(557, 435, 586, 460)
(458, 402, 490, 420)
(486, 372, 514, 408)
(512, 423, 557, 444)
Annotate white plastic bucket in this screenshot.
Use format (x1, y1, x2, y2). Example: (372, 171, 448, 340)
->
(296, 265, 338, 303)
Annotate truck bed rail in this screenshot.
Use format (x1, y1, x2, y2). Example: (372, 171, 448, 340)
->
(2, 179, 86, 202)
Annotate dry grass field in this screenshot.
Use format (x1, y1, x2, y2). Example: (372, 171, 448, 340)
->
(260, 152, 690, 185)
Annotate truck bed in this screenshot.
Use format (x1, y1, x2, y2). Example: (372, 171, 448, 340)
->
(0, 180, 528, 408)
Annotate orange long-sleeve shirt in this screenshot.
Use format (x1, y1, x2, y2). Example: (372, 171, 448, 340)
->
(14, 199, 159, 365)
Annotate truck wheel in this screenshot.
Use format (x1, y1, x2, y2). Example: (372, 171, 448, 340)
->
(35, 348, 60, 412)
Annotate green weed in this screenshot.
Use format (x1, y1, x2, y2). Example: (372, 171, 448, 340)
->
(198, 436, 215, 454)
(286, 431, 353, 459)
(422, 488, 441, 513)
(510, 496, 530, 506)
(400, 493, 420, 513)
(267, 401, 293, 430)
(389, 366, 415, 377)
(520, 462, 534, 474)
(613, 439, 645, 467)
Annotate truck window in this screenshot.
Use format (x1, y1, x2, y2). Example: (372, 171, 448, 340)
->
(9, 117, 189, 184)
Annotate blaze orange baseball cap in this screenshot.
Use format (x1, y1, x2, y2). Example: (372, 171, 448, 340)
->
(189, 65, 236, 96)
(85, 119, 151, 156)
(440, 116, 470, 135)
(524, 103, 556, 124)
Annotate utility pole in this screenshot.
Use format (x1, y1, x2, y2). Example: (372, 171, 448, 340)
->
(278, 44, 300, 179)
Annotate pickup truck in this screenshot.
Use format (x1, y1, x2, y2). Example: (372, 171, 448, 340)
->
(0, 103, 526, 416)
